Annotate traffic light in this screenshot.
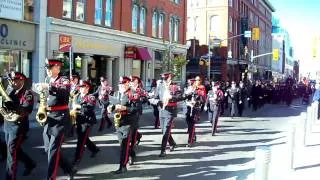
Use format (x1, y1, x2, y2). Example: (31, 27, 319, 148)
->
(273, 48, 279, 61)
(252, 27, 260, 41)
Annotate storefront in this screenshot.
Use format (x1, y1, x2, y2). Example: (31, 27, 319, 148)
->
(47, 33, 122, 88)
(0, 19, 35, 82)
(124, 46, 152, 84)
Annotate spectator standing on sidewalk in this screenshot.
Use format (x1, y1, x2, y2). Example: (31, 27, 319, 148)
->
(312, 82, 320, 119)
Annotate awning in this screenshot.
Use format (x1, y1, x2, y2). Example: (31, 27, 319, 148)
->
(136, 47, 152, 61)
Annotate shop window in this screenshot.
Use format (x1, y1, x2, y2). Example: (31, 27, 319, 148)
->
(132, 5, 139, 33)
(155, 51, 163, 61)
(63, 0, 73, 19)
(95, 0, 103, 25)
(140, 7, 146, 34)
(158, 14, 164, 38)
(24, 0, 34, 21)
(0, 50, 31, 78)
(132, 60, 141, 77)
(105, 0, 113, 27)
(76, 0, 85, 21)
(152, 12, 158, 37)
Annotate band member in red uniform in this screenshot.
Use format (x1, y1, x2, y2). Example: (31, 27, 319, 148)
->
(108, 76, 139, 174)
(72, 81, 100, 166)
(92, 77, 113, 131)
(155, 72, 182, 157)
(205, 81, 224, 136)
(130, 76, 148, 145)
(69, 73, 80, 137)
(3, 72, 36, 179)
(184, 76, 206, 147)
(39, 59, 76, 180)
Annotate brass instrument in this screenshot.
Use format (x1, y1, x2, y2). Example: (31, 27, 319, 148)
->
(70, 93, 80, 125)
(35, 78, 48, 126)
(114, 112, 121, 128)
(0, 77, 20, 122)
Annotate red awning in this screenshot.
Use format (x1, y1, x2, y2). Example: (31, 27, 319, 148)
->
(136, 47, 152, 61)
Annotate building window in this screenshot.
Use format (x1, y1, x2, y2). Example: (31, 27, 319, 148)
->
(174, 0, 180, 4)
(194, 16, 198, 32)
(169, 17, 175, 42)
(95, 0, 103, 24)
(152, 12, 158, 37)
(132, 5, 139, 33)
(140, 7, 146, 34)
(76, 0, 85, 21)
(24, 0, 34, 21)
(174, 20, 179, 42)
(229, 17, 232, 32)
(210, 15, 221, 36)
(158, 14, 164, 38)
(63, 0, 73, 19)
(229, 0, 233, 7)
(105, 0, 113, 26)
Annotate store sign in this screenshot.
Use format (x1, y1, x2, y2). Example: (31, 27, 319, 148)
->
(0, 0, 23, 21)
(0, 19, 35, 51)
(124, 46, 137, 59)
(59, 34, 72, 52)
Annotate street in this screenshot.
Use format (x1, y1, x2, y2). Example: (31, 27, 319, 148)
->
(0, 100, 308, 180)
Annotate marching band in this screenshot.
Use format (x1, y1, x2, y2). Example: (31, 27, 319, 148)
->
(0, 58, 305, 179)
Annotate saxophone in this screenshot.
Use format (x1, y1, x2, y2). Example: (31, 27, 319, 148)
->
(35, 78, 48, 126)
(0, 78, 20, 122)
(70, 93, 80, 125)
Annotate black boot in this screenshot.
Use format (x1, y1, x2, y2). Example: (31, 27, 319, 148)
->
(23, 162, 36, 176)
(159, 151, 166, 157)
(113, 166, 127, 174)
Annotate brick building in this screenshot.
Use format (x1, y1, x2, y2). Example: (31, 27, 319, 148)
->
(186, 0, 274, 82)
(42, 0, 187, 88)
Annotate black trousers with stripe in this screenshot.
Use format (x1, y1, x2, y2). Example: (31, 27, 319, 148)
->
(74, 125, 98, 163)
(5, 132, 33, 180)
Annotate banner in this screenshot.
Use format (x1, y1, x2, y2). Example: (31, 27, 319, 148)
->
(59, 34, 72, 52)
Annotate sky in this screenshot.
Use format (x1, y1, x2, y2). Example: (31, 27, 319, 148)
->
(269, 0, 320, 75)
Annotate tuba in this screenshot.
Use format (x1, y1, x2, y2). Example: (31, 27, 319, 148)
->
(0, 77, 20, 122)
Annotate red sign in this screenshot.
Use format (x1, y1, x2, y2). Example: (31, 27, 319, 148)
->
(124, 46, 137, 59)
(59, 35, 72, 52)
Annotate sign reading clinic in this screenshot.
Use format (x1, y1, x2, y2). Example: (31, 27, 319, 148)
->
(0, 0, 23, 21)
(0, 19, 35, 51)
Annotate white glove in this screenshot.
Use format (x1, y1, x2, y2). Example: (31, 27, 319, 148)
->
(247, 97, 250, 101)
(239, 100, 242, 104)
(204, 106, 208, 111)
(224, 93, 228, 97)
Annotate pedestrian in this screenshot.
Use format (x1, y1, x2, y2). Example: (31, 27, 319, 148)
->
(92, 77, 113, 131)
(238, 81, 248, 117)
(225, 81, 239, 118)
(39, 59, 76, 180)
(205, 81, 224, 136)
(149, 79, 160, 129)
(156, 72, 181, 157)
(72, 81, 100, 166)
(3, 72, 36, 179)
(251, 80, 261, 111)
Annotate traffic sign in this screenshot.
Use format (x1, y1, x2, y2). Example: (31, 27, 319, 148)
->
(244, 31, 252, 38)
(273, 48, 279, 61)
(252, 28, 260, 41)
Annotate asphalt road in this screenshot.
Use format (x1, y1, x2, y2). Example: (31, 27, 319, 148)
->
(0, 100, 307, 180)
